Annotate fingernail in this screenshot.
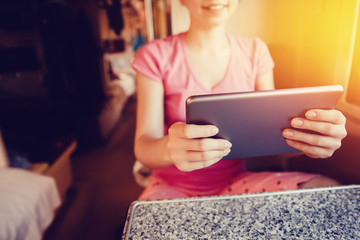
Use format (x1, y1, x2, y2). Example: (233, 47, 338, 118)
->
(292, 119, 303, 126)
(224, 148, 231, 155)
(225, 142, 232, 148)
(211, 127, 219, 134)
(307, 111, 317, 119)
(283, 130, 294, 137)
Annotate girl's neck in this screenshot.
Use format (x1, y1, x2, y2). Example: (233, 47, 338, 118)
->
(184, 26, 229, 53)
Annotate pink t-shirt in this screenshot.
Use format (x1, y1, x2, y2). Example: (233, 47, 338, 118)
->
(132, 32, 274, 191)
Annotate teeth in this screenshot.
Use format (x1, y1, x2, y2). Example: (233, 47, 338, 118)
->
(208, 5, 224, 10)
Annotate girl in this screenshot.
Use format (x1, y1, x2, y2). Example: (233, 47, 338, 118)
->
(132, 0, 347, 200)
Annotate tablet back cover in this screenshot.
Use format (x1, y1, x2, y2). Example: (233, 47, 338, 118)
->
(186, 85, 343, 160)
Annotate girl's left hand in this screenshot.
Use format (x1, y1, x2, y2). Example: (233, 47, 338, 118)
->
(282, 109, 347, 158)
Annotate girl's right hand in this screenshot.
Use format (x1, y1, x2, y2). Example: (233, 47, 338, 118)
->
(167, 122, 232, 172)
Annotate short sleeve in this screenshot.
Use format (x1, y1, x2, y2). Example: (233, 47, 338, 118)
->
(254, 38, 275, 79)
(131, 41, 165, 83)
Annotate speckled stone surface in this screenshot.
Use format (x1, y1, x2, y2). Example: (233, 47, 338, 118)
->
(122, 185, 360, 240)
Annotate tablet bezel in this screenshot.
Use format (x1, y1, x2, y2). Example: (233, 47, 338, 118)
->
(186, 85, 344, 160)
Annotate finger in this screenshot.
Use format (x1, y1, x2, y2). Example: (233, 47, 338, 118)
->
(282, 129, 342, 150)
(185, 148, 231, 162)
(184, 138, 232, 151)
(170, 122, 219, 139)
(171, 149, 230, 165)
(305, 109, 346, 125)
(285, 139, 334, 159)
(170, 146, 231, 163)
(289, 118, 346, 138)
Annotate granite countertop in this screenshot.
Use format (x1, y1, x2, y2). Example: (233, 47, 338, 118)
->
(122, 185, 360, 240)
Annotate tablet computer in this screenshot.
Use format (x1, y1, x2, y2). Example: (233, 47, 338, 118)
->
(186, 85, 344, 160)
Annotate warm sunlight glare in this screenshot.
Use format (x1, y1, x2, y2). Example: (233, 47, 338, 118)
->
(227, 0, 359, 89)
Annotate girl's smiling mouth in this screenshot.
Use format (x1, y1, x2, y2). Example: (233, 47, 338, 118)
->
(202, 4, 228, 11)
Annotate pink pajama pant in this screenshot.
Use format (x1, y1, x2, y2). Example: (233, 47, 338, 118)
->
(138, 171, 318, 201)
